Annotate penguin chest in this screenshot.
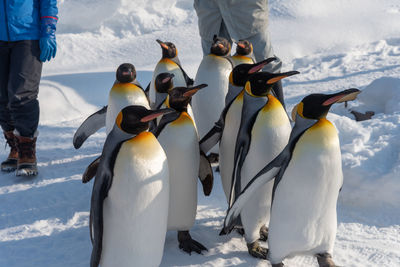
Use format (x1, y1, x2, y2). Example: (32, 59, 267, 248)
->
(242, 95, 291, 181)
(150, 59, 186, 103)
(268, 119, 342, 262)
(219, 91, 244, 200)
(193, 55, 233, 139)
(239, 96, 291, 241)
(106, 84, 150, 134)
(157, 113, 199, 230)
(101, 132, 169, 267)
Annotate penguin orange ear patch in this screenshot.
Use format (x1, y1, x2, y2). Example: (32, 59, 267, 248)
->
(116, 112, 123, 129)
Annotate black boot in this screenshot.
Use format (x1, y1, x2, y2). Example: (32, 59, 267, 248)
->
(15, 134, 38, 176)
(1, 131, 18, 172)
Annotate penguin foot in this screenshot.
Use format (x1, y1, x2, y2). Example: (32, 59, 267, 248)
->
(247, 241, 267, 259)
(259, 225, 268, 241)
(272, 263, 284, 267)
(207, 153, 219, 164)
(316, 253, 337, 267)
(178, 231, 208, 255)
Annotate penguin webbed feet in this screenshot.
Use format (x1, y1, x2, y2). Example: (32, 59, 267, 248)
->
(316, 253, 338, 267)
(259, 225, 268, 241)
(247, 241, 268, 259)
(178, 231, 208, 255)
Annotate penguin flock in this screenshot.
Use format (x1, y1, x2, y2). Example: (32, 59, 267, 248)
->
(73, 36, 361, 267)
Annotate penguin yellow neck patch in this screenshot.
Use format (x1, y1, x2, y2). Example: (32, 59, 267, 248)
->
(159, 58, 177, 66)
(171, 112, 193, 126)
(232, 55, 253, 64)
(112, 83, 142, 94)
(244, 81, 256, 97)
(262, 94, 283, 113)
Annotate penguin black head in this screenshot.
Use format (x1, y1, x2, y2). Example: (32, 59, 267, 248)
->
(155, 73, 175, 93)
(245, 70, 299, 97)
(116, 105, 174, 134)
(116, 63, 136, 83)
(230, 57, 277, 86)
(156, 39, 177, 59)
(210, 35, 231, 56)
(293, 88, 361, 120)
(168, 84, 208, 112)
(236, 40, 253, 56)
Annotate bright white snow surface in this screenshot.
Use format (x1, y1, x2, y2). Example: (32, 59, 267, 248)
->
(1, 0, 400, 266)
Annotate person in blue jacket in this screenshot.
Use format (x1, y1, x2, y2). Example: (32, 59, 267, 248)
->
(0, 0, 58, 176)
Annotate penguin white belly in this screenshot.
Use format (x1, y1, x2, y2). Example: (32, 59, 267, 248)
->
(106, 85, 150, 134)
(268, 119, 343, 264)
(192, 55, 232, 145)
(240, 96, 291, 243)
(150, 59, 187, 105)
(157, 112, 199, 231)
(101, 132, 169, 267)
(219, 91, 244, 201)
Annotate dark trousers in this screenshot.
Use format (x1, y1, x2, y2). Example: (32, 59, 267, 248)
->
(0, 40, 42, 137)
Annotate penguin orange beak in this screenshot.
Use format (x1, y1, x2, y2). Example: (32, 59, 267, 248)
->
(140, 108, 174, 122)
(156, 39, 169, 50)
(266, 71, 300, 85)
(237, 43, 246, 49)
(183, 84, 208, 97)
(248, 57, 277, 74)
(322, 88, 360, 106)
(183, 89, 199, 97)
(162, 73, 175, 84)
(218, 43, 224, 49)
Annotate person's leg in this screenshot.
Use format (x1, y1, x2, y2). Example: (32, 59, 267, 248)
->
(0, 41, 14, 132)
(194, 0, 225, 56)
(247, 31, 286, 109)
(8, 40, 42, 176)
(0, 41, 19, 171)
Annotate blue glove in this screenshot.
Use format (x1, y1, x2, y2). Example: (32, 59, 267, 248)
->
(39, 17, 58, 62)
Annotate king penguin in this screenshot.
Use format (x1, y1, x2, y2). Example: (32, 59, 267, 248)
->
(220, 89, 360, 265)
(199, 59, 279, 202)
(73, 63, 149, 149)
(153, 84, 213, 254)
(231, 39, 256, 67)
(89, 105, 174, 267)
(147, 39, 194, 106)
(152, 72, 196, 128)
(191, 35, 233, 153)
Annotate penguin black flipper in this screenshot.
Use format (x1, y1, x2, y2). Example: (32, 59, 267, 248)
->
(177, 63, 194, 87)
(152, 111, 180, 137)
(228, 94, 267, 207)
(199, 92, 239, 153)
(144, 82, 150, 98)
(73, 106, 108, 149)
(199, 150, 214, 196)
(220, 115, 318, 235)
(90, 126, 133, 267)
(82, 156, 101, 183)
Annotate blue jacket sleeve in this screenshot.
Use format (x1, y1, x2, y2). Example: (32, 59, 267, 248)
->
(39, 0, 58, 19)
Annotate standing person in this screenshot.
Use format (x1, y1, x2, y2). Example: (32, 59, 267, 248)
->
(193, 0, 286, 108)
(0, 0, 58, 176)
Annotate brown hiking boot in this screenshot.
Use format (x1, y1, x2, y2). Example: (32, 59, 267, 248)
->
(1, 131, 19, 172)
(15, 135, 38, 176)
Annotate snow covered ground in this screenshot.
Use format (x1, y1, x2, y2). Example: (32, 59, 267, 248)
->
(1, 0, 399, 266)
